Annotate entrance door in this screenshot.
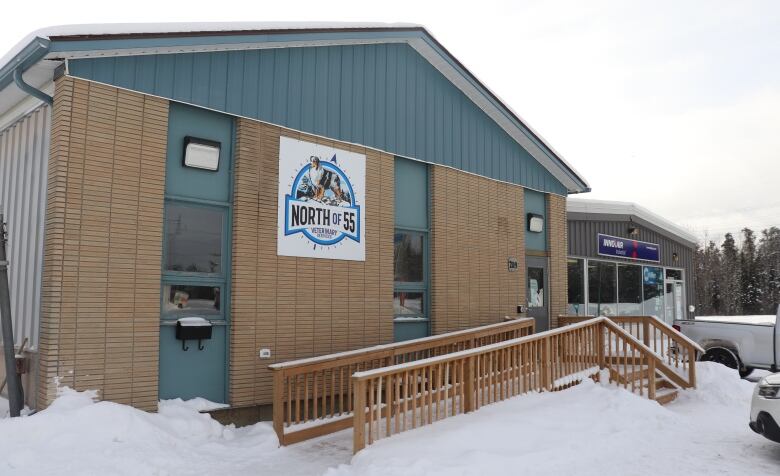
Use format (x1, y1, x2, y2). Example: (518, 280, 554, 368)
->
(527, 256, 549, 332)
(664, 281, 684, 324)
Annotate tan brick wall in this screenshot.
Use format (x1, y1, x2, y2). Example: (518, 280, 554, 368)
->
(547, 193, 568, 328)
(429, 166, 526, 334)
(38, 77, 167, 410)
(230, 118, 395, 406)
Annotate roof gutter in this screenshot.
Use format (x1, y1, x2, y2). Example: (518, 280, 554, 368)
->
(12, 68, 52, 105)
(0, 37, 52, 105)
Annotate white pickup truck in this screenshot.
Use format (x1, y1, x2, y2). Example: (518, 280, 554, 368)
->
(674, 311, 779, 378)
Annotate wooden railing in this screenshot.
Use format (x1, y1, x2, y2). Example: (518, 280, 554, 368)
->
(351, 317, 678, 453)
(558, 315, 704, 388)
(269, 318, 535, 445)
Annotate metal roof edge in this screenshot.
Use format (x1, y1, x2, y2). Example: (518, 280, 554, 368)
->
(0, 24, 591, 193)
(413, 32, 590, 193)
(566, 198, 699, 247)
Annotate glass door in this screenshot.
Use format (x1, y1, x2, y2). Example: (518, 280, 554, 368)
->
(526, 256, 549, 331)
(664, 269, 685, 325)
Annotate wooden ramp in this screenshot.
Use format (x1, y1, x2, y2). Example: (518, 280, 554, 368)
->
(269, 316, 703, 454)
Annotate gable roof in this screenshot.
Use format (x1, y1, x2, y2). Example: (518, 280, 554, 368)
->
(0, 22, 590, 193)
(567, 198, 699, 247)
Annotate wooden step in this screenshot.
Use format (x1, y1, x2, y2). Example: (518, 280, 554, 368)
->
(608, 366, 651, 384)
(654, 388, 678, 405)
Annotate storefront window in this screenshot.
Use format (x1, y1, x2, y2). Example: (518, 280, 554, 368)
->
(618, 264, 642, 315)
(165, 203, 223, 274)
(588, 261, 617, 316)
(643, 266, 665, 319)
(567, 258, 586, 315)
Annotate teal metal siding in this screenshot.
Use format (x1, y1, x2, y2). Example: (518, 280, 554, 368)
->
(68, 43, 568, 195)
(165, 102, 234, 203)
(394, 158, 429, 230)
(524, 189, 547, 251)
(159, 103, 235, 403)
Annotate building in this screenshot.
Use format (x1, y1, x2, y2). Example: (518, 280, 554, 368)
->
(566, 198, 698, 324)
(0, 23, 590, 413)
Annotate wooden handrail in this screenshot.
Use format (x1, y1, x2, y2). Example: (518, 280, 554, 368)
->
(351, 316, 697, 453)
(270, 318, 535, 445)
(558, 315, 702, 388)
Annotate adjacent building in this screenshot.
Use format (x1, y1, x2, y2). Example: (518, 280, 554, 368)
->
(0, 23, 590, 413)
(566, 198, 698, 325)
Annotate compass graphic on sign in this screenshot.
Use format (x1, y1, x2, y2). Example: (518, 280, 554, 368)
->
(277, 137, 366, 261)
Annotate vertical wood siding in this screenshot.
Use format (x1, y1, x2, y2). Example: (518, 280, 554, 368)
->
(429, 166, 526, 334)
(38, 77, 167, 409)
(0, 105, 50, 350)
(230, 118, 395, 406)
(547, 195, 568, 327)
(67, 43, 568, 195)
(567, 219, 696, 314)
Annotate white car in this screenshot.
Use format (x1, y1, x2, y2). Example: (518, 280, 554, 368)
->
(749, 372, 780, 443)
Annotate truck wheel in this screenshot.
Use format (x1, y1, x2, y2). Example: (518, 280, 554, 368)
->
(739, 367, 754, 378)
(701, 349, 739, 371)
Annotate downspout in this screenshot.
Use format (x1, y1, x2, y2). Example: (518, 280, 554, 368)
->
(13, 68, 52, 105)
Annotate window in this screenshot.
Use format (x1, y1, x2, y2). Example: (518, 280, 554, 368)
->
(643, 266, 664, 318)
(163, 284, 221, 318)
(666, 269, 683, 281)
(588, 261, 617, 316)
(528, 267, 545, 308)
(394, 232, 424, 283)
(567, 258, 585, 315)
(165, 203, 224, 274)
(618, 264, 642, 315)
(393, 158, 429, 341)
(394, 292, 424, 317)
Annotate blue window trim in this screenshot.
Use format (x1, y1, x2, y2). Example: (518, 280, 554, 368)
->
(159, 116, 235, 403)
(393, 158, 431, 336)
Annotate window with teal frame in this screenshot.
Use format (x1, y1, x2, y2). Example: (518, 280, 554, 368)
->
(161, 200, 229, 323)
(393, 158, 430, 342)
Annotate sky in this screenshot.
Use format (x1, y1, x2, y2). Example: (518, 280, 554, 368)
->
(1, 0, 779, 244)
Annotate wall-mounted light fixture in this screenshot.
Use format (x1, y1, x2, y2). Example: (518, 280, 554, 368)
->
(628, 226, 640, 236)
(672, 252, 679, 262)
(527, 213, 544, 233)
(183, 136, 221, 171)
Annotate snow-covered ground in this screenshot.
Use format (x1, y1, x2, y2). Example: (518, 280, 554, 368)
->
(1, 363, 779, 475)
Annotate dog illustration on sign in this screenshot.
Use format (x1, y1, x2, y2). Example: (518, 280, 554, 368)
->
(297, 155, 352, 206)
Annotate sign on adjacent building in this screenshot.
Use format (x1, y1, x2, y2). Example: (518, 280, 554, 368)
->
(277, 136, 366, 261)
(597, 233, 660, 263)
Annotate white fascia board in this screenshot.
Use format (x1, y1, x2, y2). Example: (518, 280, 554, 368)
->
(45, 37, 409, 60)
(1, 22, 422, 66)
(567, 198, 699, 246)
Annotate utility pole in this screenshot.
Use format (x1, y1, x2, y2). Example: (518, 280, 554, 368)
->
(0, 213, 23, 416)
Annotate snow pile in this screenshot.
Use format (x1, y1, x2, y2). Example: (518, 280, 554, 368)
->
(0, 387, 348, 476)
(328, 362, 779, 476)
(1, 363, 778, 475)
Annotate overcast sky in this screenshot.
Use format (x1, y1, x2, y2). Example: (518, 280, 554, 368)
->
(2, 0, 779, 244)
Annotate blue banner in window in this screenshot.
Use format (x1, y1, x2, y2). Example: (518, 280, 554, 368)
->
(597, 233, 660, 263)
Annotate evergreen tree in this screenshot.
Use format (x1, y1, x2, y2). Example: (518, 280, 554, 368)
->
(719, 233, 742, 315)
(739, 228, 761, 314)
(757, 227, 780, 313)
